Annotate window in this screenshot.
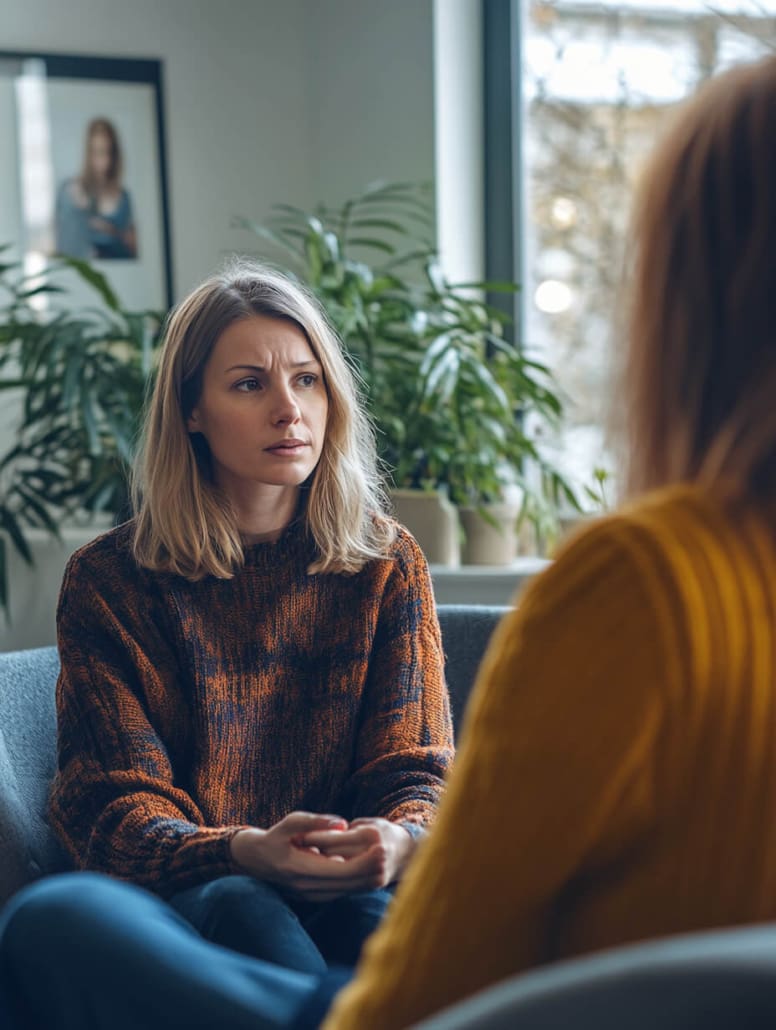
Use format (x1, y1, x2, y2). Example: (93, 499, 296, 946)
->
(488, 0, 776, 500)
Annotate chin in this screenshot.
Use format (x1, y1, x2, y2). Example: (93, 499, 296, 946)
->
(258, 470, 315, 487)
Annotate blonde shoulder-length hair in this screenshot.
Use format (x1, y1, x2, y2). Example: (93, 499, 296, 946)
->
(131, 260, 396, 579)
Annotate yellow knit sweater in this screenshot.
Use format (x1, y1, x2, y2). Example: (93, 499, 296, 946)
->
(326, 484, 776, 1029)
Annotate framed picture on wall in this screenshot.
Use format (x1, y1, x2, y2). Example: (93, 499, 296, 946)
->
(0, 50, 173, 310)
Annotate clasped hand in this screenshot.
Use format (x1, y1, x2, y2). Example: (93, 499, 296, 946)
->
(230, 812, 415, 902)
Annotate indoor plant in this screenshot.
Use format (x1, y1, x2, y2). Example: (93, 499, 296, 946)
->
(237, 181, 582, 562)
(0, 246, 164, 608)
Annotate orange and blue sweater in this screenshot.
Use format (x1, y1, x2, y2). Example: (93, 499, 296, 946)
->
(49, 519, 453, 898)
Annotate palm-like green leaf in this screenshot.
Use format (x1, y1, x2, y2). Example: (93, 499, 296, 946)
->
(0, 248, 164, 610)
(54, 255, 121, 311)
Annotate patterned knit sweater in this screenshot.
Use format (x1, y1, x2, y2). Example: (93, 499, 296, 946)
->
(327, 484, 776, 1029)
(49, 519, 453, 899)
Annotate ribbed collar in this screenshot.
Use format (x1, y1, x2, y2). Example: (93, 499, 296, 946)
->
(240, 517, 315, 569)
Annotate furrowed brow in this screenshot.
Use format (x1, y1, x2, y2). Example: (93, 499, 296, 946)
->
(224, 359, 320, 373)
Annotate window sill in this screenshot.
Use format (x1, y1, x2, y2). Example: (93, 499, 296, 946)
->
(429, 557, 549, 606)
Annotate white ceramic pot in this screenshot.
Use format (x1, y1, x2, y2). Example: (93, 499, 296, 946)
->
(458, 503, 521, 566)
(389, 489, 461, 567)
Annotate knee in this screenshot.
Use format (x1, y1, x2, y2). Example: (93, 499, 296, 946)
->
(328, 887, 393, 920)
(176, 875, 295, 940)
(198, 875, 284, 915)
(0, 874, 96, 962)
(0, 872, 138, 962)
(212, 876, 291, 932)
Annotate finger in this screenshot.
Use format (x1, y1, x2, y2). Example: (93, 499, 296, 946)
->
(288, 847, 350, 866)
(287, 841, 383, 879)
(301, 826, 380, 850)
(280, 811, 348, 837)
(310, 836, 376, 861)
(318, 844, 385, 881)
(283, 845, 369, 877)
(299, 849, 347, 863)
(310, 843, 369, 862)
(299, 829, 361, 849)
(346, 821, 384, 839)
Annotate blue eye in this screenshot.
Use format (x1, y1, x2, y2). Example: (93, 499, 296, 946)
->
(298, 373, 318, 388)
(235, 377, 260, 392)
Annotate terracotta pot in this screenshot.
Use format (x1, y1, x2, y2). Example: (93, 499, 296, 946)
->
(458, 503, 521, 566)
(389, 489, 461, 566)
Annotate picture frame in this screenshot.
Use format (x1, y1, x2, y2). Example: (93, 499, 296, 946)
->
(0, 50, 173, 309)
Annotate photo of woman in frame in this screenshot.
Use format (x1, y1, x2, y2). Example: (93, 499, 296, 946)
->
(55, 116, 138, 260)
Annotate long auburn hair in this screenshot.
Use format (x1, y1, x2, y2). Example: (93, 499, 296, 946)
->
(623, 55, 776, 502)
(80, 117, 123, 195)
(132, 260, 396, 579)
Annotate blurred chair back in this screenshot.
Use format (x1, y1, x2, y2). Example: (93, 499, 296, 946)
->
(412, 924, 776, 1029)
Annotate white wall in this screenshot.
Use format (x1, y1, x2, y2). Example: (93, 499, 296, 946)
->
(304, 0, 436, 207)
(433, 0, 485, 284)
(2, 0, 454, 293)
(303, 0, 484, 279)
(1, 0, 316, 298)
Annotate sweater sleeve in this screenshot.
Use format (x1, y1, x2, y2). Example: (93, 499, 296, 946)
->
(341, 529, 454, 831)
(49, 544, 244, 898)
(324, 519, 668, 1030)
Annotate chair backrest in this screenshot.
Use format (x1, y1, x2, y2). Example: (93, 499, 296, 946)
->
(411, 923, 776, 1029)
(0, 603, 509, 907)
(436, 605, 508, 730)
(0, 646, 67, 906)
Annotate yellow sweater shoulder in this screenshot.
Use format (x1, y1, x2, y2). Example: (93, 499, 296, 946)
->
(326, 484, 776, 1029)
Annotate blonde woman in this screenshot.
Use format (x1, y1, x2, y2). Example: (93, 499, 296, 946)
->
(14, 262, 453, 985)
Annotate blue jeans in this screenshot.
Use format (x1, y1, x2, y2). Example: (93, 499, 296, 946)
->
(0, 873, 353, 1030)
(169, 875, 393, 973)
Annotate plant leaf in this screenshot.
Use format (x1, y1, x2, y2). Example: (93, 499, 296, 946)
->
(54, 255, 121, 311)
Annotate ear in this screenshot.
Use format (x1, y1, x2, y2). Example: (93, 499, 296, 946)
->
(186, 408, 200, 434)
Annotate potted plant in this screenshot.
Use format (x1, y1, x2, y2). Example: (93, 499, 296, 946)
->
(0, 246, 164, 611)
(237, 181, 582, 564)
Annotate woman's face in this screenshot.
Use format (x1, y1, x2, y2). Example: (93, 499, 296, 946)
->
(187, 314, 329, 502)
(88, 130, 113, 179)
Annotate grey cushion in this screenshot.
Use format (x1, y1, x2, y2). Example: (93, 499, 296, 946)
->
(0, 605, 509, 908)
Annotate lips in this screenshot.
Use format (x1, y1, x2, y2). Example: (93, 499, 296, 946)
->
(264, 439, 309, 454)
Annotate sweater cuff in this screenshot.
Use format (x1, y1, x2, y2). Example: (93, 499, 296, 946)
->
(154, 825, 250, 898)
(224, 825, 254, 875)
(397, 820, 428, 843)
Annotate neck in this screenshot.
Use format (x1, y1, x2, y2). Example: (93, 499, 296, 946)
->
(224, 483, 301, 544)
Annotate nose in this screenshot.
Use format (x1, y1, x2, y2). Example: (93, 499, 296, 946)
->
(270, 383, 301, 426)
